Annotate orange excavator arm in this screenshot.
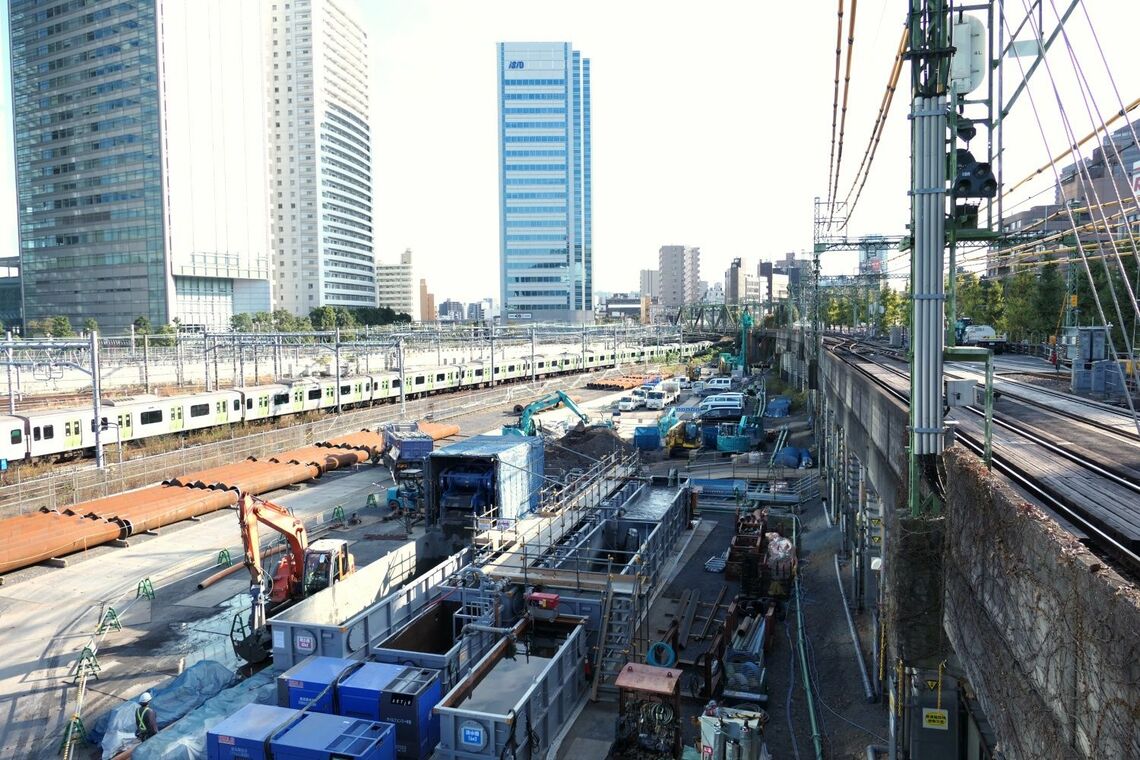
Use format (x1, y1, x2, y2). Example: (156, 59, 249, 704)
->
(238, 493, 309, 603)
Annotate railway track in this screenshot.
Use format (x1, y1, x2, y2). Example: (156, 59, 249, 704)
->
(829, 342, 1140, 573)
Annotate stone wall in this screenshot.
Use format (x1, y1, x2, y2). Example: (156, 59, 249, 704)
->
(943, 447, 1140, 759)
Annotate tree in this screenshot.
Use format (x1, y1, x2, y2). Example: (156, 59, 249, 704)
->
(133, 315, 153, 334)
(273, 309, 301, 332)
(333, 307, 356, 329)
(47, 315, 74, 337)
(82, 318, 99, 335)
(309, 306, 336, 330)
(1002, 269, 1037, 342)
(252, 311, 274, 332)
(1032, 262, 1065, 340)
(230, 313, 254, 332)
(153, 323, 177, 347)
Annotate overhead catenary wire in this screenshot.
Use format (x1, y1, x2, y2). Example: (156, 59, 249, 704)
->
(830, 0, 861, 219)
(1002, 5, 1140, 435)
(826, 0, 848, 212)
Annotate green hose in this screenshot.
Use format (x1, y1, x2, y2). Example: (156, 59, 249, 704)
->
(793, 514, 826, 760)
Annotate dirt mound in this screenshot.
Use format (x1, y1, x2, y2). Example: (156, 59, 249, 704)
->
(544, 424, 632, 476)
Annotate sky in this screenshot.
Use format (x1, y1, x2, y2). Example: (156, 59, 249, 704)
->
(2, 1, 1140, 305)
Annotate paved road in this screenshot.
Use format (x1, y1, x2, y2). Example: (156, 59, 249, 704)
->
(0, 378, 627, 758)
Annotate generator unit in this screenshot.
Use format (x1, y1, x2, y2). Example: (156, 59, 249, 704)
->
(340, 664, 443, 760)
(277, 656, 362, 713)
(208, 704, 302, 760)
(272, 714, 395, 760)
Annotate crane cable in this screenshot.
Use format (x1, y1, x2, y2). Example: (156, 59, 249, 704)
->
(830, 0, 860, 220)
(841, 22, 908, 228)
(826, 0, 847, 213)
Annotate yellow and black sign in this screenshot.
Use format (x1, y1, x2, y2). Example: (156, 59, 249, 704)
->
(922, 708, 949, 730)
(925, 679, 938, 691)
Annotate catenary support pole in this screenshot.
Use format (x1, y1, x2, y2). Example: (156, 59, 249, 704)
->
(91, 331, 104, 470)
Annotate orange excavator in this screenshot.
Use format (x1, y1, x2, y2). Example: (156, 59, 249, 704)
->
(230, 493, 356, 664)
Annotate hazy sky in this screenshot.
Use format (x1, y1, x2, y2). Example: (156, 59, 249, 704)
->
(2, 1, 1139, 304)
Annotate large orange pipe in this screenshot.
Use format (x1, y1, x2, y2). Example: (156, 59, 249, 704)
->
(417, 421, 460, 440)
(0, 513, 121, 573)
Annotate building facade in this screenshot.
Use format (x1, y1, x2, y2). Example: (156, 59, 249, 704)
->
(419, 279, 436, 322)
(639, 269, 659, 299)
(270, 0, 376, 317)
(8, 0, 273, 334)
(658, 245, 700, 309)
(377, 249, 414, 316)
(497, 42, 592, 324)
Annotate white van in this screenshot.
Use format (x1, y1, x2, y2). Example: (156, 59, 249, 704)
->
(699, 393, 744, 420)
(630, 388, 648, 408)
(706, 377, 733, 392)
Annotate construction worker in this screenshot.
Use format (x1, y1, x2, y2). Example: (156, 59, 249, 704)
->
(135, 692, 158, 741)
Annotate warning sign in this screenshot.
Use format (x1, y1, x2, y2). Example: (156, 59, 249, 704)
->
(925, 679, 938, 691)
(922, 708, 949, 730)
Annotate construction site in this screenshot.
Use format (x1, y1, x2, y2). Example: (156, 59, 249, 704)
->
(0, 338, 882, 760)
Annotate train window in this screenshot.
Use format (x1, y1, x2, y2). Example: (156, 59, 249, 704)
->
(141, 411, 162, 425)
(10, 430, 21, 445)
(64, 422, 71, 436)
(232, 400, 240, 411)
(538, 362, 545, 368)
(392, 379, 401, 388)
(308, 389, 321, 400)
(340, 385, 350, 394)
(436, 373, 445, 382)
(415, 375, 424, 385)
(325, 387, 333, 398)
(247, 399, 254, 410)
(190, 404, 209, 418)
(43, 425, 54, 440)
(508, 365, 515, 372)
(33, 427, 40, 441)
(475, 369, 484, 377)
(274, 393, 289, 405)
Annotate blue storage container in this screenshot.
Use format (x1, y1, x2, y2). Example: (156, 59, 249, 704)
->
(272, 713, 395, 760)
(340, 665, 442, 760)
(701, 423, 720, 449)
(207, 703, 303, 760)
(633, 426, 660, 451)
(278, 655, 358, 713)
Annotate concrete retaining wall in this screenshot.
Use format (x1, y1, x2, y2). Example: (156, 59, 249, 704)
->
(943, 447, 1140, 759)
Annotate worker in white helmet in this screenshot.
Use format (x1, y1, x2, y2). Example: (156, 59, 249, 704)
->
(135, 692, 158, 741)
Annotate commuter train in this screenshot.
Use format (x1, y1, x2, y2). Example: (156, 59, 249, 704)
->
(0, 340, 709, 464)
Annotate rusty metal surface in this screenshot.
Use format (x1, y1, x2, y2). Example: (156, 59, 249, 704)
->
(319, 430, 385, 455)
(613, 662, 684, 695)
(417, 422, 460, 440)
(270, 446, 365, 473)
(0, 510, 122, 574)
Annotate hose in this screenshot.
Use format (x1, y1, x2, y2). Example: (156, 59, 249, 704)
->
(646, 641, 676, 668)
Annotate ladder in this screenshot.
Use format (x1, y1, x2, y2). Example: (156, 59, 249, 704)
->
(591, 577, 639, 700)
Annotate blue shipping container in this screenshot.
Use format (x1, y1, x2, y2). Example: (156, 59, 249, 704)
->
(339, 664, 443, 760)
(272, 713, 395, 760)
(207, 704, 303, 760)
(278, 656, 359, 713)
(426, 435, 545, 521)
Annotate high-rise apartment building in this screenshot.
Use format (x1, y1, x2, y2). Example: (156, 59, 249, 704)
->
(377, 249, 414, 316)
(270, 0, 376, 316)
(639, 269, 660, 299)
(658, 245, 700, 309)
(419, 279, 436, 322)
(497, 42, 592, 324)
(8, 0, 273, 334)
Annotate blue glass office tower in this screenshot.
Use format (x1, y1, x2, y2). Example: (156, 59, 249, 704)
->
(497, 42, 592, 323)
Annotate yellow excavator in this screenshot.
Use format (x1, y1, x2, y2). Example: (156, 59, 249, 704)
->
(230, 493, 356, 664)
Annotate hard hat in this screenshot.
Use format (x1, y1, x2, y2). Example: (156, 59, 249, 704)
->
(139, 692, 152, 703)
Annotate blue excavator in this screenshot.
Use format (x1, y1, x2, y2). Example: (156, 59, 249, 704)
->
(503, 390, 591, 436)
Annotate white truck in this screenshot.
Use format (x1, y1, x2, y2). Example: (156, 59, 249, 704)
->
(647, 381, 681, 410)
(961, 324, 1007, 353)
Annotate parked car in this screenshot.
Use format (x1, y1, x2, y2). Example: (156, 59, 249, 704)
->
(618, 396, 639, 412)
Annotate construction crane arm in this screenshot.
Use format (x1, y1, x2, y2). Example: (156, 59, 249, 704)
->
(553, 391, 590, 426)
(238, 493, 309, 598)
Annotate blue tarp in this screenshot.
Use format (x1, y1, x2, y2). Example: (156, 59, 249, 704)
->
(764, 397, 792, 417)
(92, 660, 237, 759)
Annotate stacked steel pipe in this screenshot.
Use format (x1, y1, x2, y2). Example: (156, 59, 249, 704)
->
(0, 420, 457, 576)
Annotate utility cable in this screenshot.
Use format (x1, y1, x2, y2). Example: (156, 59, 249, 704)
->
(1002, 7, 1140, 436)
(1019, 0, 1138, 358)
(830, 0, 860, 220)
(826, 0, 847, 213)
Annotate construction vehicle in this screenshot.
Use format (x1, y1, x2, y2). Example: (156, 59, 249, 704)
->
(385, 467, 425, 521)
(502, 390, 590, 436)
(665, 420, 701, 456)
(230, 493, 356, 664)
(955, 317, 1007, 353)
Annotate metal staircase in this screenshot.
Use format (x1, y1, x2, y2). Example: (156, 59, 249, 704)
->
(591, 576, 640, 700)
